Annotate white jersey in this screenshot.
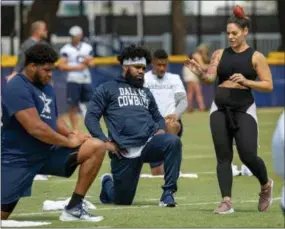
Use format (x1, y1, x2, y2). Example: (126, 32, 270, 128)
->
(60, 42, 93, 84)
(144, 71, 186, 117)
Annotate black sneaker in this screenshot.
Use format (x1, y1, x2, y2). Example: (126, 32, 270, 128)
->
(159, 189, 177, 207)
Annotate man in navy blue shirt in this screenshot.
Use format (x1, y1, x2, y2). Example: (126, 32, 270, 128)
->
(85, 44, 182, 207)
(1, 44, 105, 222)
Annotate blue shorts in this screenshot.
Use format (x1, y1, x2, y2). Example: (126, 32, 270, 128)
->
(67, 82, 93, 107)
(1, 146, 79, 204)
(150, 119, 183, 169)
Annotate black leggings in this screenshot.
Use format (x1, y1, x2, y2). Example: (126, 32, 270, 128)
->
(210, 110, 268, 198)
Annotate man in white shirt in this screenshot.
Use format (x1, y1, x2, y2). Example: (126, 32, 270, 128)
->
(58, 26, 95, 130)
(144, 49, 188, 175)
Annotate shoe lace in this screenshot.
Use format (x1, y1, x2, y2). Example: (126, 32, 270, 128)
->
(80, 208, 94, 218)
(259, 188, 269, 201)
(218, 200, 231, 208)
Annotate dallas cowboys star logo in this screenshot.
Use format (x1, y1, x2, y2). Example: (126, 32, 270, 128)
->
(39, 93, 52, 118)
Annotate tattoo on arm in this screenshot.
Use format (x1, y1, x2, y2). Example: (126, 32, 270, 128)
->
(202, 50, 221, 82)
(207, 64, 218, 75)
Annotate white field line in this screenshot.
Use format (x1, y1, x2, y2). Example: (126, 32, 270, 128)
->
(146, 196, 187, 201)
(13, 198, 281, 217)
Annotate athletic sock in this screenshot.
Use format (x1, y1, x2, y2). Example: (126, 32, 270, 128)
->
(66, 192, 85, 209)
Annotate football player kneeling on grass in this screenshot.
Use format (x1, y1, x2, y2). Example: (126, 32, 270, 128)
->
(144, 49, 187, 176)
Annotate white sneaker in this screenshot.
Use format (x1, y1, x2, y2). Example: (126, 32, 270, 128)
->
(241, 164, 253, 176)
(232, 164, 241, 177)
(59, 205, 104, 222)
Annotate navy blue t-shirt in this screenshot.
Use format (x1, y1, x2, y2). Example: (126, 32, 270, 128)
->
(1, 74, 58, 166)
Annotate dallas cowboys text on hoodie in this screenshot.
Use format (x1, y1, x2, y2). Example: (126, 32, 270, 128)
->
(85, 76, 166, 149)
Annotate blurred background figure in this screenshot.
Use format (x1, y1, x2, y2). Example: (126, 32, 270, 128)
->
(58, 25, 95, 131)
(182, 44, 210, 112)
(272, 110, 285, 215)
(6, 20, 48, 82)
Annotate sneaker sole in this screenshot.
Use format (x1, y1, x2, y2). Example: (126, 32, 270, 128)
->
(159, 201, 176, 207)
(59, 211, 104, 222)
(214, 208, 235, 214)
(258, 179, 274, 212)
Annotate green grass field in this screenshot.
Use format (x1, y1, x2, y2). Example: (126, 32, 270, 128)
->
(7, 107, 285, 228)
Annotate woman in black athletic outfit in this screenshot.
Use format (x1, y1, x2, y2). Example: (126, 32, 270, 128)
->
(185, 5, 274, 214)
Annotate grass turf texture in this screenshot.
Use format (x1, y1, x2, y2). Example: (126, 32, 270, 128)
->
(8, 107, 284, 228)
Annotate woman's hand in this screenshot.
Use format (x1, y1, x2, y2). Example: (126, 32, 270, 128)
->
(184, 57, 204, 77)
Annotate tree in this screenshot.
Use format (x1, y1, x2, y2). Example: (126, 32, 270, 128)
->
(277, 0, 285, 50)
(21, 0, 61, 43)
(171, 0, 186, 54)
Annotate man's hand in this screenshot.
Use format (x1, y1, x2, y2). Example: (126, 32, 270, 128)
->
(83, 57, 95, 67)
(105, 141, 125, 158)
(165, 114, 179, 122)
(70, 130, 91, 142)
(105, 141, 117, 152)
(67, 134, 85, 148)
(165, 115, 181, 135)
(77, 63, 88, 71)
(184, 57, 204, 77)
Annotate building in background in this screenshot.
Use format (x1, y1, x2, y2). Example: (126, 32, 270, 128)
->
(1, 0, 280, 56)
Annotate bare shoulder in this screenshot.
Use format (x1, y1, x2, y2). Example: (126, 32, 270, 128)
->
(252, 51, 268, 67)
(253, 51, 267, 61)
